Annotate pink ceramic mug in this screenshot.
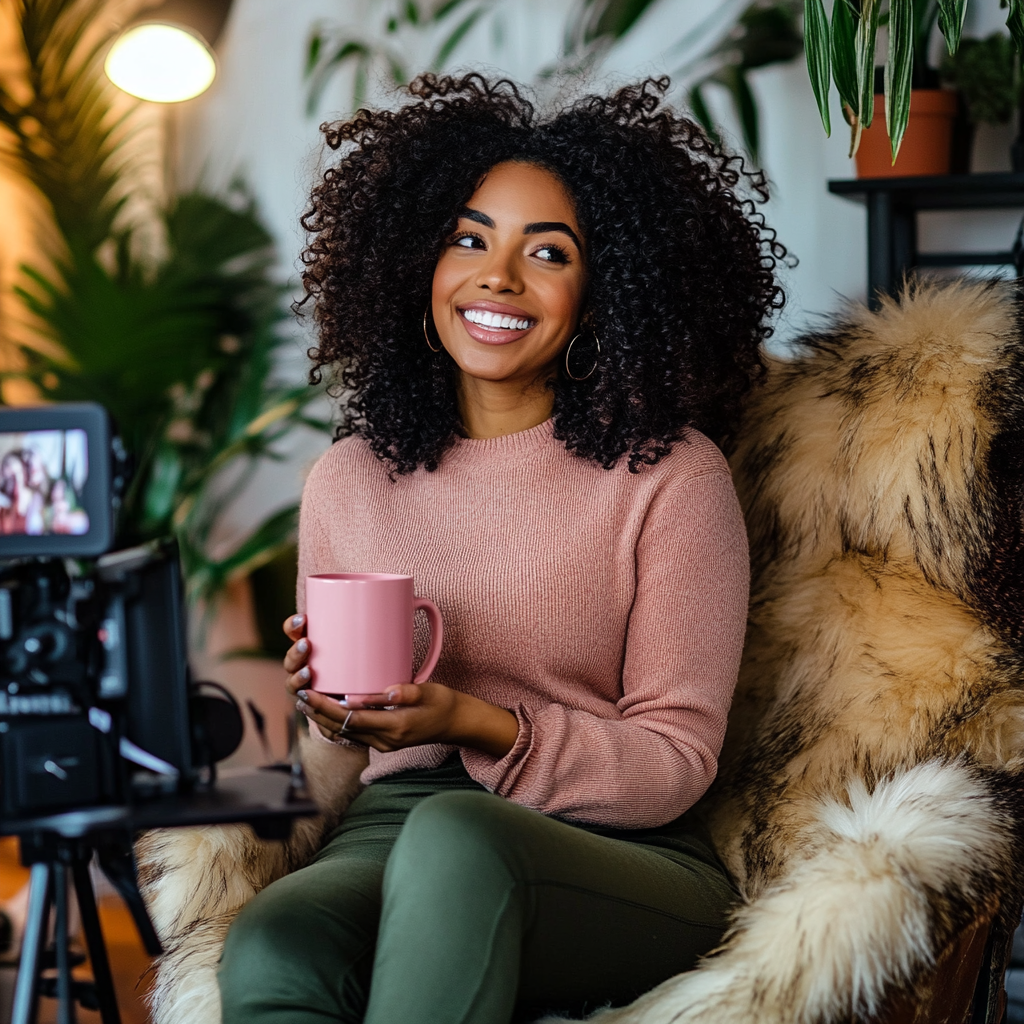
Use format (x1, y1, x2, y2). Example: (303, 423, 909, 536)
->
(305, 573, 443, 695)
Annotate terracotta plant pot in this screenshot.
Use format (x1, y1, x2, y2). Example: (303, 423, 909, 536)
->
(855, 89, 958, 178)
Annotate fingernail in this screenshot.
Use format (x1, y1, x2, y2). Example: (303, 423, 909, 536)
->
(296, 700, 309, 714)
(336, 698, 349, 707)
(299, 666, 311, 681)
(297, 690, 308, 701)
(297, 638, 309, 653)
(387, 692, 398, 701)
(291, 615, 304, 628)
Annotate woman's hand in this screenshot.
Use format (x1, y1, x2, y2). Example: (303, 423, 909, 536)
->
(282, 614, 312, 697)
(280, 612, 519, 757)
(297, 682, 519, 758)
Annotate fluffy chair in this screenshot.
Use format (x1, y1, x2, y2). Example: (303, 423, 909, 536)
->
(138, 278, 1024, 1024)
(137, 730, 368, 1024)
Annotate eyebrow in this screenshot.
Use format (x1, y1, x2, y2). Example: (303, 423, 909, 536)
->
(524, 222, 582, 251)
(459, 207, 495, 228)
(458, 208, 582, 251)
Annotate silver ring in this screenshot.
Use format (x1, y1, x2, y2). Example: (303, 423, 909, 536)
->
(340, 710, 354, 734)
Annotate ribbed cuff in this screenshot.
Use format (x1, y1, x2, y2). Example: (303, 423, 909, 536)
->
(460, 703, 533, 794)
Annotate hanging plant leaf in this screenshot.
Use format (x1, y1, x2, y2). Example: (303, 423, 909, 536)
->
(831, 0, 859, 117)
(886, 0, 915, 162)
(804, 0, 832, 135)
(937, 0, 968, 54)
(854, 0, 880, 131)
(1007, 0, 1024, 53)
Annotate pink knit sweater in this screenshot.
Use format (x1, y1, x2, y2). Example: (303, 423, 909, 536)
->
(297, 419, 749, 828)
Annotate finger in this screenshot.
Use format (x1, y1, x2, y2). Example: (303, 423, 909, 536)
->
(298, 690, 351, 723)
(282, 614, 306, 642)
(335, 707, 417, 734)
(284, 666, 311, 697)
(344, 684, 423, 709)
(282, 636, 311, 674)
(296, 701, 345, 736)
(341, 693, 388, 710)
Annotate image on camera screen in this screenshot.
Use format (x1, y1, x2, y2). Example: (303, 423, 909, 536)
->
(0, 429, 90, 537)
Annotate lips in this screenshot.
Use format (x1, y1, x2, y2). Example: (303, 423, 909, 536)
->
(456, 301, 537, 346)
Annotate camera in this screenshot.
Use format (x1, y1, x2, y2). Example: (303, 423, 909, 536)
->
(0, 403, 242, 821)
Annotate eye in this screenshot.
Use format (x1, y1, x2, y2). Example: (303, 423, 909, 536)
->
(450, 231, 484, 250)
(533, 243, 571, 265)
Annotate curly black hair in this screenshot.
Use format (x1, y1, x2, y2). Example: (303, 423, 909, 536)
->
(298, 74, 786, 473)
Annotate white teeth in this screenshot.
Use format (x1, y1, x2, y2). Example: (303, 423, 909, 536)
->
(462, 309, 532, 331)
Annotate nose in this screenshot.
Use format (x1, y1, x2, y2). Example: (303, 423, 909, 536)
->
(474, 241, 523, 294)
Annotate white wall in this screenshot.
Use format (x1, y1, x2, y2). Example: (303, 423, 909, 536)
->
(179, 0, 870, 340)
(177, 0, 1023, 542)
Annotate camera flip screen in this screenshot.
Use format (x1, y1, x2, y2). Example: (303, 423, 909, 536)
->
(0, 404, 117, 558)
(0, 428, 90, 538)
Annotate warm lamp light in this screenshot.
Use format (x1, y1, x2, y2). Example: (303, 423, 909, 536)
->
(105, 22, 216, 103)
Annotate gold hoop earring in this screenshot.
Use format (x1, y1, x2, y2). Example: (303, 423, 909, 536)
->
(423, 306, 442, 353)
(565, 331, 600, 380)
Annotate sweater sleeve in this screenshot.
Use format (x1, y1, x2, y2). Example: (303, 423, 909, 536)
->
(460, 469, 749, 828)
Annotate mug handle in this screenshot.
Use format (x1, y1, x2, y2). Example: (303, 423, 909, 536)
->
(412, 596, 444, 684)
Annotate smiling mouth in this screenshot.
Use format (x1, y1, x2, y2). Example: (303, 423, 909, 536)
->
(460, 308, 535, 332)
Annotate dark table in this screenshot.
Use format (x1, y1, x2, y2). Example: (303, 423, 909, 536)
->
(1, 767, 318, 1024)
(828, 172, 1024, 306)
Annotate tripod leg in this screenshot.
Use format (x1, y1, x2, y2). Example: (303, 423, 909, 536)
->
(11, 862, 51, 1024)
(71, 861, 121, 1024)
(96, 844, 162, 956)
(54, 865, 75, 1024)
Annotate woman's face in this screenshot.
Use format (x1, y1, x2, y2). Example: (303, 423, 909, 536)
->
(431, 161, 586, 391)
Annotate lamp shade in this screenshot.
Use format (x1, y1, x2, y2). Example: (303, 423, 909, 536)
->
(105, 23, 216, 102)
(104, 0, 233, 103)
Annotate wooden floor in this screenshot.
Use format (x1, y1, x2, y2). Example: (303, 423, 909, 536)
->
(0, 836, 154, 1023)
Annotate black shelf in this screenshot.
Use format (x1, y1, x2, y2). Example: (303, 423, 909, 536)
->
(828, 172, 1024, 305)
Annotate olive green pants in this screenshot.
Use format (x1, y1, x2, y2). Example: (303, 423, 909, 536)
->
(218, 757, 737, 1024)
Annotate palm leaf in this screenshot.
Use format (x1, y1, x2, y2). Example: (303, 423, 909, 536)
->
(585, 0, 661, 43)
(432, 6, 485, 68)
(3, 0, 137, 249)
(5, 0, 332, 617)
(305, 40, 372, 116)
(688, 84, 719, 144)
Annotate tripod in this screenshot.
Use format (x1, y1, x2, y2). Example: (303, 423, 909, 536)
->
(11, 831, 162, 1024)
(4, 768, 318, 1024)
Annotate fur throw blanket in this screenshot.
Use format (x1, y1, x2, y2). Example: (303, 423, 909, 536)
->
(137, 279, 1024, 1024)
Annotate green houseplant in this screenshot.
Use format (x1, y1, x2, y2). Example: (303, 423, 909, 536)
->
(305, 0, 805, 163)
(0, 0, 329, 619)
(943, 32, 1019, 125)
(941, 32, 1024, 169)
(803, 0, 1024, 162)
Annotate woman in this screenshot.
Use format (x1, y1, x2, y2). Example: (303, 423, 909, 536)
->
(218, 74, 784, 1024)
(0, 452, 28, 535)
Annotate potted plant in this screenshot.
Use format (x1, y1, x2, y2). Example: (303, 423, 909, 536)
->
(0, 0, 330, 624)
(857, 0, 959, 176)
(940, 32, 1022, 170)
(804, 0, 1024, 170)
